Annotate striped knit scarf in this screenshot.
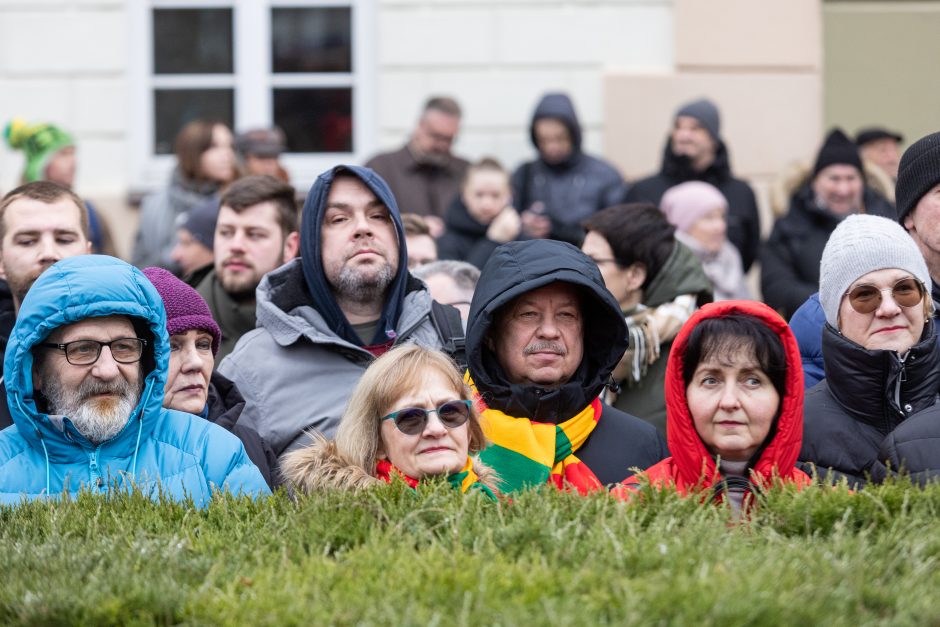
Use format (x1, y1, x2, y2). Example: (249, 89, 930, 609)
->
(375, 458, 496, 500)
(474, 388, 604, 494)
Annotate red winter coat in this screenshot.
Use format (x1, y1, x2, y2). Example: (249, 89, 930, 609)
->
(622, 300, 811, 498)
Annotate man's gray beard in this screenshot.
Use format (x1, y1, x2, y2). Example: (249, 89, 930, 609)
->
(334, 263, 395, 305)
(43, 374, 142, 445)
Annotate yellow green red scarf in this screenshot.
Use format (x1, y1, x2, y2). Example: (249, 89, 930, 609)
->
(470, 378, 604, 494)
(375, 458, 496, 500)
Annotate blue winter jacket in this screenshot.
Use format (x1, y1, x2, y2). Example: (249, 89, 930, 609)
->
(788, 293, 826, 389)
(0, 255, 270, 505)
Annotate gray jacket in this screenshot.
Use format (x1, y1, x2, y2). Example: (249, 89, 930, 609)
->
(217, 259, 445, 458)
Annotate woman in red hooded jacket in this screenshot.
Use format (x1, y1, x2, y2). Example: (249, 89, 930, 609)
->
(622, 301, 810, 511)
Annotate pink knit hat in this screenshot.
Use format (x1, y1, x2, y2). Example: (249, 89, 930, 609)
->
(659, 181, 728, 233)
(142, 267, 222, 355)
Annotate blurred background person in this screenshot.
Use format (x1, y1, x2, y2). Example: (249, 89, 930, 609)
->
(512, 92, 625, 246)
(412, 259, 479, 324)
(236, 127, 290, 183)
(366, 97, 469, 237)
(171, 199, 217, 285)
(133, 119, 238, 270)
(438, 157, 521, 270)
(582, 203, 712, 432)
(660, 181, 750, 301)
(857, 127, 903, 182)
(762, 128, 895, 320)
(401, 213, 438, 269)
(4, 118, 115, 256)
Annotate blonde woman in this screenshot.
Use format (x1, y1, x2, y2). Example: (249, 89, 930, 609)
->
(281, 345, 497, 498)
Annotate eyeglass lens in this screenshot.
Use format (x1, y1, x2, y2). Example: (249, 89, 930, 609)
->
(847, 278, 923, 314)
(392, 401, 471, 435)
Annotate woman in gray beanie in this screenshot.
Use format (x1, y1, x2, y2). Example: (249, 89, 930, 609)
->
(799, 214, 940, 487)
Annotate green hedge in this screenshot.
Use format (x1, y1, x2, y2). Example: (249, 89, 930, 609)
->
(2, 478, 940, 625)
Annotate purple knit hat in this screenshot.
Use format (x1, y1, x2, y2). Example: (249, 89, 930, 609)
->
(660, 181, 728, 233)
(142, 267, 222, 355)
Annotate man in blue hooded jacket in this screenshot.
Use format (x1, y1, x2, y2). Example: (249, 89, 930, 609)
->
(0, 255, 270, 505)
(218, 165, 451, 458)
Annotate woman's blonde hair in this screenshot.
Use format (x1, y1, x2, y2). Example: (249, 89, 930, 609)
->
(333, 344, 486, 471)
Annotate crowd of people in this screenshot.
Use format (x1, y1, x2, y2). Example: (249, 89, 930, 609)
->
(0, 91, 938, 516)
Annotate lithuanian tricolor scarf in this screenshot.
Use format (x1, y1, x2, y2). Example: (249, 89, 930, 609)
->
(375, 458, 496, 500)
(473, 387, 604, 495)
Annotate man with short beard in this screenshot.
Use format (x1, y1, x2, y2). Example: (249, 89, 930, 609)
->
(195, 175, 299, 360)
(464, 239, 667, 494)
(218, 165, 454, 457)
(0, 255, 269, 504)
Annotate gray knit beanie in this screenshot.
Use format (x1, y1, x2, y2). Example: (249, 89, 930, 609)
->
(896, 131, 940, 225)
(675, 98, 720, 142)
(819, 214, 931, 328)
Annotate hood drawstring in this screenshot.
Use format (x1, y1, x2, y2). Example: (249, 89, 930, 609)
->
(15, 393, 51, 497)
(130, 382, 154, 481)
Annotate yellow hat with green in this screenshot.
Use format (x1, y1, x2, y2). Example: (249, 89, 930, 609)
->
(4, 118, 75, 182)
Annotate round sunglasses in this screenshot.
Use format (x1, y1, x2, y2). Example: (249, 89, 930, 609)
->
(844, 277, 925, 314)
(381, 399, 472, 435)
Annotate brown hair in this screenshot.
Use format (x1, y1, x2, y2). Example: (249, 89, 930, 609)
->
(0, 181, 89, 243)
(219, 175, 299, 236)
(175, 119, 234, 182)
(401, 212, 431, 237)
(423, 96, 462, 118)
(334, 344, 486, 471)
(461, 156, 508, 191)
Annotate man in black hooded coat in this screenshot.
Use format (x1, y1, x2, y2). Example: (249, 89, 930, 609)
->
(466, 239, 668, 492)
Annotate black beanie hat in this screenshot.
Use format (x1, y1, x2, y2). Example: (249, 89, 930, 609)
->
(813, 128, 863, 178)
(896, 131, 940, 225)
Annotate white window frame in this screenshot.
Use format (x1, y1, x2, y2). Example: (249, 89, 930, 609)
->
(128, 0, 376, 194)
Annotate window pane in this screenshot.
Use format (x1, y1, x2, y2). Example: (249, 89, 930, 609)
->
(273, 88, 352, 153)
(154, 89, 234, 154)
(153, 9, 233, 74)
(271, 8, 352, 73)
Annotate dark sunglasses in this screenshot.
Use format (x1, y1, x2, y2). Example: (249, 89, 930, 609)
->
(381, 399, 472, 435)
(844, 277, 925, 314)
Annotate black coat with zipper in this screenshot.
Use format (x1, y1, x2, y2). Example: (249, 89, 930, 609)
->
(798, 321, 940, 488)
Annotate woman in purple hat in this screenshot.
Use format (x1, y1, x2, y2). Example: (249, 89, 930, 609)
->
(142, 266, 278, 489)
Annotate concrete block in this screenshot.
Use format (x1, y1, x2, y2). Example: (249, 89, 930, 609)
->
(676, 0, 821, 70)
(0, 79, 74, 125)
(0, 10, 126, 73)
(74, 137, 127, 195)
(375, 71, 428, 133)
(379, 7, 495, 66)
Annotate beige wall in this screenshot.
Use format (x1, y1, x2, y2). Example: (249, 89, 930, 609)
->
(824, 1, 940, 150)
(605, 0, 824, 240)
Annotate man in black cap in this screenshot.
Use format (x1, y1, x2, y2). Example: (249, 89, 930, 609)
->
(857, 127, 904, 182)
(236, 127, 289, 182)
(897, 131, 940, 308)
(625, 97, 761, 271)
(761, 128, 895, 319)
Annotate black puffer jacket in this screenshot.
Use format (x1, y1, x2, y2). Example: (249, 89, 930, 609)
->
(761, 184, 896, 319)
(624, 140, 760, 271)
(466, 240, 668, 485)
(436, 195, 510, 270)
(206, 372, 280, 489)
(799, 321, 940, 488)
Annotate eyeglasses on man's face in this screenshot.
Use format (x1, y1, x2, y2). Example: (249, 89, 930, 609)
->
(40, 338, 147, 366)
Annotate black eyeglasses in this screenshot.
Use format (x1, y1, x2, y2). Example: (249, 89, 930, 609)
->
(381, 399, 472, 435)
(40, 338, 147, 366)
(844, 278, 925, 314)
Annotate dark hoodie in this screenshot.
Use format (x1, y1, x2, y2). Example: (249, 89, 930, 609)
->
(299, 165, 410, 348)
(625, 139, 761, 272)
(467, 240, 667, 486)
(437, 195, 512, 269)
(511, 93, 626, 246)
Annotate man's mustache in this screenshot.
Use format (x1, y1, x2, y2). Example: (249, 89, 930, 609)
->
(523, 341, 567, 356)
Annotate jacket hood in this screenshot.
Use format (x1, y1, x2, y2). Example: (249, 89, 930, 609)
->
(664, 301, 806, 487)
(821, 320, 940, 432)
(5, 255, 169, 461)
(466, 240, 627, 422)
(644, 240, 714, 309)
(299, 165, 409, 346)
(529, 93, 583, 162)
(660, 137, 734, 184)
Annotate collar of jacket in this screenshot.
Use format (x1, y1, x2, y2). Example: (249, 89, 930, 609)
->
(443, 195, 489, 237)
(660, 139, 733, 184)
(822, 320, 940, 432)
(643, 240, 714, 308)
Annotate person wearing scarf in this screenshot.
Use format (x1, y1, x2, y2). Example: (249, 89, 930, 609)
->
(280, 344, 497, 499)
(465, 239, 668, 495)
(619, 301, 811, 514)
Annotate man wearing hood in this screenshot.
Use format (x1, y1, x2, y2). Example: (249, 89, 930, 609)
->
(0, 255, 269, 504)
(466, 240, 668, 494)
(624, 98, 761, 272)
(217, 165, 453, 457)
(761, 128, 895, 320)
(511, 93, 626, 246)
